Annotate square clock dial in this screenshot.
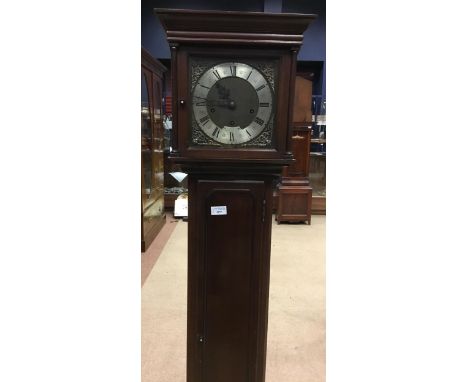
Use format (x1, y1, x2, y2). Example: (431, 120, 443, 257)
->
(189, 57, 278, 148)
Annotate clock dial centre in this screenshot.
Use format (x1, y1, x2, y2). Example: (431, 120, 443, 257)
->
(206, 77, 259, 129)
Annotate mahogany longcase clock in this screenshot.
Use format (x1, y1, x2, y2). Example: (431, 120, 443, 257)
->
(155, 9, 316, 382)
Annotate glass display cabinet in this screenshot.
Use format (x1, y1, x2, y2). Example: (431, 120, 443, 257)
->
(141, 48, 167, 252)
(310, 96, 326, 214)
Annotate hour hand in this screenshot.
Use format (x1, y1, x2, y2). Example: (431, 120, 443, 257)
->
(212, 99, 236, 110)
(194, 97, 223, 107)
(194, 98, 234, 108)
(208, 99, 230, 107)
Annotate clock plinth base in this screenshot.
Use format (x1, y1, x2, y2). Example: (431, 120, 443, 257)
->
(276, 184, 312, 225)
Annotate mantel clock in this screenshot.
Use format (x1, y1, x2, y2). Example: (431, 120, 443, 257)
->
(155, 9, 316, 382)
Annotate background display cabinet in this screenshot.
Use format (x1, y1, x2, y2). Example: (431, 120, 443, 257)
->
(276, 76, 313, 224)
(310, 95, 326, 214)
(141, 48, 167, 252)
(276, 122, 313, 224)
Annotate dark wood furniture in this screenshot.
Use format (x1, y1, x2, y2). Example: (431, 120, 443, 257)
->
(276, 123, 313, 224)
(155, 9, 316, 382)
(141, 48, 166, 252)
(277, 184, 312, 223)
(276, 74, 314, 224)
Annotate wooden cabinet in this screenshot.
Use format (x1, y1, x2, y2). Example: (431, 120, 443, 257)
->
(141, 48, 167, 252)
(277, 184, 312, 224)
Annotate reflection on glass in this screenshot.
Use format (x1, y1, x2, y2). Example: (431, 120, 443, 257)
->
(142, 197, 164, 235)
(142, 150, 152, 193)
(141, 104, 151, 140)
(142, 73, 152, 141)
(154, 82, 162, 125)
(163, 115, 172, 150)
(310, 96, 326, 197)
(141, 52, 167, 251)
(141, 70, 164, 225)
(142, 71, 154, 211)
(309, 155, 326, 197)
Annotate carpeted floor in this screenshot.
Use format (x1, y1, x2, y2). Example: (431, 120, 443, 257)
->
(142, 215, 325, 382)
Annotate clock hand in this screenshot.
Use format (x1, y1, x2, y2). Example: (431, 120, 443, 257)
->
(195, 96, 233, 108)
(217, 99, 236, 108)
(206, 99, 233, 107)
(215, 83, 231, 100)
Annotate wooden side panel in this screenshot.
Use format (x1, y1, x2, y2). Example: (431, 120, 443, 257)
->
(288, 128, 311, 178)
(276, 185, 312, 224)
(292, 76, 312, 123)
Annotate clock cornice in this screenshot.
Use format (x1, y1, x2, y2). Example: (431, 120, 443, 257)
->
(154, 8, 317, 47)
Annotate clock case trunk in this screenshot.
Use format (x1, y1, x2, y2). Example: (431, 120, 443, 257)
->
(185, 166, 277, 382)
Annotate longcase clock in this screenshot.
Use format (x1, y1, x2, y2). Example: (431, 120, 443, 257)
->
(155, 9, 316, 382)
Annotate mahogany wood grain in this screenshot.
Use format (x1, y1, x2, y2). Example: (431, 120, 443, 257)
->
(276, 185, 312, 224)
(186, 170, 276, 382)
(287, 125, 312, 178)
(156, 9, 316, 37)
